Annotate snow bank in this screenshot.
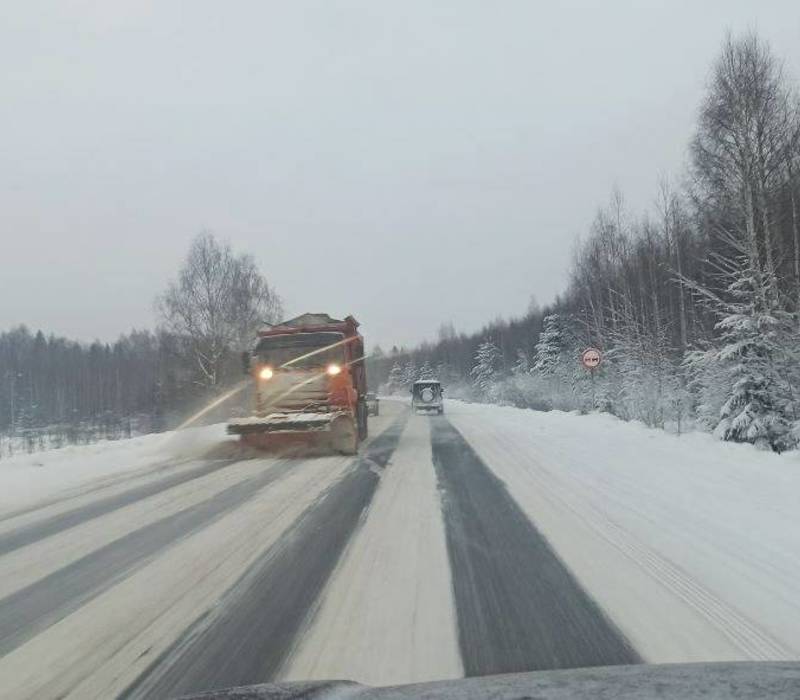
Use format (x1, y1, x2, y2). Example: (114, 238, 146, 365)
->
(0, 424, 229, 514)
(446, 400, 800, 662)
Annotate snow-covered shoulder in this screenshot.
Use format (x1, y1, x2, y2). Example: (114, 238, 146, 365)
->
(444, 399, 800, 662)
(451, 399, 800, 465)
(0, 423, 228, 515)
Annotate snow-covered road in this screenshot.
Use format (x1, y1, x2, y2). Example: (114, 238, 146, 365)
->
(0, 399, 798, 699)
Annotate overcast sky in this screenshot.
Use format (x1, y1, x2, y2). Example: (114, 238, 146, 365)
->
(2, 2, 800, 349)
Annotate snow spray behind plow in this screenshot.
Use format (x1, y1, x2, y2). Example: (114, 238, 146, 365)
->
(157, 381, 251, 460)
(174, 381, 251, 432)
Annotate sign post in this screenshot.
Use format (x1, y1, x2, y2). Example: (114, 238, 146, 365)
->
(580, 347, 602, 409)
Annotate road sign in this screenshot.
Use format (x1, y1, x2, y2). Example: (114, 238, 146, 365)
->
(581, 347, 602, 369)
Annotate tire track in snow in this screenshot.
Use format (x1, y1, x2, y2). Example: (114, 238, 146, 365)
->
(283, 415, 463, 686)
(430, 417, 640, 676)
(487, 434, 795, 661)
(122, 415, 408, 700)
(0, 457, 187, 525)
(0, 457, 296, 656)
(0, 458, 242, 556)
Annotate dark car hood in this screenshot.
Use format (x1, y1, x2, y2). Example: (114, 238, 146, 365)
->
(178, 662, 800, 700)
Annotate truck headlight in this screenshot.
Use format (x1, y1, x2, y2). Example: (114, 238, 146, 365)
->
(259, 367, 274, 380)
(326, 363, 342, 376)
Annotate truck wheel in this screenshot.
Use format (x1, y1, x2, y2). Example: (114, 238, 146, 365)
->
(357, 400, 368, 441)
(332, 416, 358, 455)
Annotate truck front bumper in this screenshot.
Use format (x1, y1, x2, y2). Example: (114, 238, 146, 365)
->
(227, 411, 349, 435)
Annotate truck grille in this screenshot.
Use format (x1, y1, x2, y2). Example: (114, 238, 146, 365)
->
(259, 371, 330, 413)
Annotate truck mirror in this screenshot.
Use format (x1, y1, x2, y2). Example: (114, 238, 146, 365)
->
(241, 351, 250, 375)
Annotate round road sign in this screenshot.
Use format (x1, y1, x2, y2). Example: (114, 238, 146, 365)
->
(581, 347, 602, 369)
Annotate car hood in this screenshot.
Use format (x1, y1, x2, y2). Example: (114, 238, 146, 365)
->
(177, 662, 800, 700)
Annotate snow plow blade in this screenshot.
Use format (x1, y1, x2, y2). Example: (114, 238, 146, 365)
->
(227, 411, 359, 455)
(227, 412, 343, 435)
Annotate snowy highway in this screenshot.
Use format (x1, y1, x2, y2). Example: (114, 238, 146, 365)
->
(0, 400, 798, 699)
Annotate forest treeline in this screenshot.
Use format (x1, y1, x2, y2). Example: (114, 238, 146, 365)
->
(371, 32, 800, 452)
(0, 234, 281, 456)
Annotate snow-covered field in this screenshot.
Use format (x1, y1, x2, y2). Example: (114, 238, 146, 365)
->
(0, 399, 798, 699)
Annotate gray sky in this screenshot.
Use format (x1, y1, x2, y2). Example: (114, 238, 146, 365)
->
(2, 1, 800, 349)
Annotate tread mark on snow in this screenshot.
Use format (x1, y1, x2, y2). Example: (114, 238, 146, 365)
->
(431, 416, 640, 676)
(122, 414, 409, 700)
(0, 458, 296, 657)
(482, 431, 794, 661)
(0, 458, 243, 556)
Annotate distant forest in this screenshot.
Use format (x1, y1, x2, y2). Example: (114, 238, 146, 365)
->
(0, 234, 281, 456)
(370, 32, 800, 452)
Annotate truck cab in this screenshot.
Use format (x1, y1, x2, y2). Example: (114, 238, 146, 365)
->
(228, 313, 367, 454)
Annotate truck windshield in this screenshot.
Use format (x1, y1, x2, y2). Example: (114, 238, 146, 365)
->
(254, 332, 346, 369)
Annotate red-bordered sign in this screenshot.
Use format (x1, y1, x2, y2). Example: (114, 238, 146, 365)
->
(581, 347, 602, 369)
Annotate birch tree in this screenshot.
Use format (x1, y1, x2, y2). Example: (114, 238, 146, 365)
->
(158, 232, 282, 389)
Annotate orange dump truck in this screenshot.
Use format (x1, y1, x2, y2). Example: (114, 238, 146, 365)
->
(227, 313, 368, 454)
